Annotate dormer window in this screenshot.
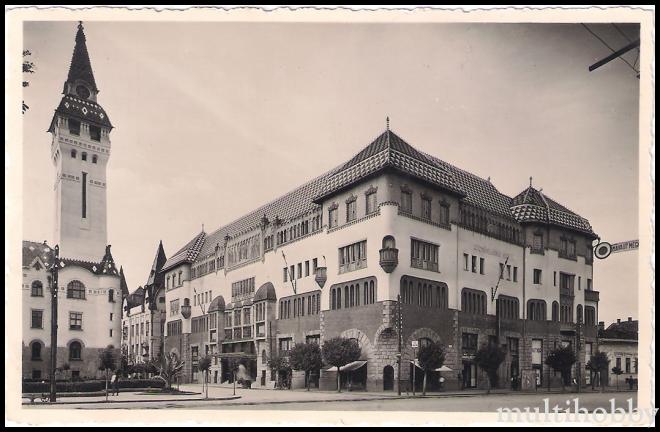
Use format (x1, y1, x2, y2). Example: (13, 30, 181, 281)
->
(90, 125, 101, 141)
(69, 118, 81, 136)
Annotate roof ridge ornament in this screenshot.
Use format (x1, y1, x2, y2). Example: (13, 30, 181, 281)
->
(386, 116, 390, 131)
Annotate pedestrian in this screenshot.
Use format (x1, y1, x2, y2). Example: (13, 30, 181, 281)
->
(112, 371, 120, 396)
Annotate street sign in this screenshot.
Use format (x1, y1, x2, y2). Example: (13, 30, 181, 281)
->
(594, 239, 639, 260)
(411, 340, 418, 348)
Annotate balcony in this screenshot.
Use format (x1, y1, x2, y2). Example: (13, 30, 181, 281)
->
(584, 290, 600, 302)
(411, 258, 438, 273)
(379, 247, 398, 273)
(560, 287, 574, 297)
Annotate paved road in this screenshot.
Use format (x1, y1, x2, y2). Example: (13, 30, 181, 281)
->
(27, 391, 636, 413)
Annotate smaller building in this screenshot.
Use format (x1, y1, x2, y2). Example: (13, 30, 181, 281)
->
(597, 317, 638, 388)
(121, 242, 168, 367)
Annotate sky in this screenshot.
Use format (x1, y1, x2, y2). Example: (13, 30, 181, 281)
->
(22, 21, 640, 325)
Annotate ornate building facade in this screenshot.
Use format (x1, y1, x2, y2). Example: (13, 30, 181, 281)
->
(162, 126, 600, 391)
(22, 23, 123, 380)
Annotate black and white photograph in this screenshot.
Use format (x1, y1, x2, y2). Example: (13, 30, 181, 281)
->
(6, 5, 655, 427)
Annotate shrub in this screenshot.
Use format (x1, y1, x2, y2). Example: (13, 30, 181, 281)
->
(22, 378, 165, 393)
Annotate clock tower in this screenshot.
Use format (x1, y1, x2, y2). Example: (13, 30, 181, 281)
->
(48, 22, 113, 261)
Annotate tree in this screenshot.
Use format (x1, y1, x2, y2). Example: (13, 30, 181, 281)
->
(321, 337, 361, 393)
(545, 346, 577, 392)
(611, 366, 623, 390)
(198, 355, 212, 399)
(417, 341, 445, 396)
(289, 342, 323, 391)
(22, 50, 35, 113)
(267, 352, 292, 390)
(156, 352, 185, 391)
(98, 345, 117, 402)
(588, 351, 609, 392)
(473, 343, 506, 394)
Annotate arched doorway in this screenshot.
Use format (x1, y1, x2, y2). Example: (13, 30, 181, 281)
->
(383, 365, 394, 391)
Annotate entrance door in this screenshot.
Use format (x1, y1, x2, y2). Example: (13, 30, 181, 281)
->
(463, 362, 477, 388)
(383, 366, 394, 391)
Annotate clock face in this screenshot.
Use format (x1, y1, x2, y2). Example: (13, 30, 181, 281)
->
(76, 85, 90, 99)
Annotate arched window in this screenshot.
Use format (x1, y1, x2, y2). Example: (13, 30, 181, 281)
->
(108, 289, 114, 303)
(552, 301, 559, 322)
(31, 341, 42, 360)
(419, 337, 433, 348)
(576, 305, 583, 324)
(369, 280, 375, 304)
(67, 280, 86, 300)
(69, 341, 82, 360)
(382, 235, 396, 249)
(31, 280, 43, 297)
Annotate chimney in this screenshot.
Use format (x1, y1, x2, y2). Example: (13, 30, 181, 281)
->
(617, 318, 621, 324)
(628, 317, 632, 322)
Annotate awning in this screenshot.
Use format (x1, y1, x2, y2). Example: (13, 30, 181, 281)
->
(340, 360, 367, 372)
(409, 360, 451, 372)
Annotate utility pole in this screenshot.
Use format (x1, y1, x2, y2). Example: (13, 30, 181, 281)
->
(49, 245, 59, 402)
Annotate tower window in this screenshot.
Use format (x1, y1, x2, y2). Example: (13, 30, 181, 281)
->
(92, 155, 98, 164)
(81, 172, 87, 219)
(89, 125, 101, 141)
(69, 119, 81, 136)
(81, 152, 87, 161)
(71, 149, 77, 159)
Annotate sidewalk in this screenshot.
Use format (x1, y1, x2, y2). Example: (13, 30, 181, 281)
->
(22, 384, 636, 407)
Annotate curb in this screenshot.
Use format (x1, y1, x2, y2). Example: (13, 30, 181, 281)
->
(22, 395, 242, 406)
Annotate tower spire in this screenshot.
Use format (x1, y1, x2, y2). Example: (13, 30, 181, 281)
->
(66, 20, 98, 93)
(386, 116, 390, 131)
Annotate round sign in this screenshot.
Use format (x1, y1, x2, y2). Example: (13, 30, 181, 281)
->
(594, 242, 612, 260)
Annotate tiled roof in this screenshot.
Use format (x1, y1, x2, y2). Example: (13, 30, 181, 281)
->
(22, 241, 55, 269)
(162, 231, 206, 272)
(119, 266, 129, 298)
(67, 23, 98, 91)
(314, 130, 465, 202)
(48, 94, 113, 132)
(166, 128, 595, 266)
(510, 186, 595, 236)
(208, 295, 226, 313)
(125, 286, 145, 310)
(145, 241, 167, 287)
(600, 320, 638, 340)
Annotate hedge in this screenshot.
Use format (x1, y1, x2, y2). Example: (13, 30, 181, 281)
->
(23, 378, 165, 393)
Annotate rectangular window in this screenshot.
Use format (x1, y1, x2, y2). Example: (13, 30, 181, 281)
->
(411, 239, 439, 272)
(500, 263, 505, 280)
(279, 338, 292, 354)
(31, 309, 43, 329)
(568, 240, 576, 258)
(328, 208, 338, 228)
(587, 278, 592, 291)
(578, 276, 582, 290)
(560, 238, 568, 256)
(81, 172, 87, 219)
(463, 253, 469, 271)
(559, 273, 575, 295)
(312, 258, 318, 274)
(513, 267, 518, 282)
(346, 200, 357, 222)
(625, 357, 631, 373)
(532, 234, 544, 253)
(338, 240, 368, 273)
(479, 258, 485, 275)
(89, 125, 101, 141)
(471, 256, 477, 273)
(554, 271, 557, 286)
(533, 269, 542, 284)
(401, 191, 412, 213)
(305, 261, 310, 277)
(69, 312, 83, 330)
(462, 333, 478, 352)
(421, 197, 432, 220)
(68, 118, 80, 135)
(506, 265, 512, 280)
(616, 357, 621, 370)
(439, 204, 450, 226)
(290, 265, 295, 281)
(283, 267, 288, 282)
(366, 192, 377, 214)
(109, 329, 113, 338)
(297, 263, 302, 279)
(110, 313, 113, 321)
(170, 299, 180, 316)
